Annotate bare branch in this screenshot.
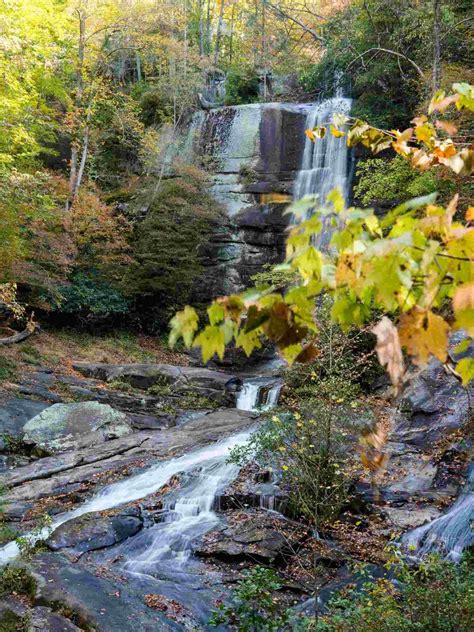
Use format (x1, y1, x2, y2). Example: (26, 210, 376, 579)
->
(263, 0, 326, 43)
(346, 47, 425, 79)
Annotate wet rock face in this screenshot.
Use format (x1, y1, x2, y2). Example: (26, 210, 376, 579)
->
(23, 401, 133, 454)
(176, 103, 310, 295)
(394, 359, 473, 447)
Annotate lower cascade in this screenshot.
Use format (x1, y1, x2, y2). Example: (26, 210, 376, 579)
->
(402, 465, 474, 562)
(236, 377, 283, 412)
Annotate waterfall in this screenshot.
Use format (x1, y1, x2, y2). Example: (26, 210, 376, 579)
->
(293, 95, 352, 247)
(236, 378, 282, 412)
(402, 464, 474, 562)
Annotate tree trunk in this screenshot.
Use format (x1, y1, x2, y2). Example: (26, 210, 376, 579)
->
(432, 0, 442, 92)
(214, 0, 225, 67)
(67, 7, 86, 211)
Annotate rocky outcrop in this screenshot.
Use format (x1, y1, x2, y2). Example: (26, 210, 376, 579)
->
(174, 103, 311, 295)
(73, 362, 240, 406)
(196, 510, 308, 564)
(2, 408, 255, 522)
(23, 401, 133, 454)
(394, 359, 473, 447)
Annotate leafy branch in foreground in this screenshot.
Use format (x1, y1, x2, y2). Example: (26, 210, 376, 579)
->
(170, 85, 474, 389)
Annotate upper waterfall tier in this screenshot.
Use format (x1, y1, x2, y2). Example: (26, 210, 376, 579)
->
(166, 98, 353, 295)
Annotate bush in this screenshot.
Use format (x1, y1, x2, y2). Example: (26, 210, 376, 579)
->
(0, 357, 17, 382)
(0, 565, 36, 598)
(225, 68, 260, 106)
(353, 156, 452, 207)
(210, 567, 296, 631)
(57, 271, 130, 323)
(314, 553, 474, 632)
(126, 165, 224, 330)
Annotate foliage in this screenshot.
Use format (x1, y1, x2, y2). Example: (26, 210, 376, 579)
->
(170, 86, 474, 388)
(15, 513, 52, 558)
(230, 403, 353, 527)
(127, 165, 224, 329)
(209, 566, 296, 631)
(225, 67, 261, 105)
(0, 357, 17, 382)
(301, 0, 473, 128)
(57, 271, 130, 321)
(354, 156, 445, 207)
(0, 565, 37, 599)
(314, 552, 474, 632)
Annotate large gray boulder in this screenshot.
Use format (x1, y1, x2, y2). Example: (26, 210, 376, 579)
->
(23, 401, 133, 454)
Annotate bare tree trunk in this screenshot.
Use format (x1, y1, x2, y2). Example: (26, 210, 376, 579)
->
(198, 0, 205, 56)
(206, 0, 212, 56)
(228, 1, 235, 64)
(67, 6, 86, 211)
(432, 0, 441, 92)
(213, 0, 225, 67)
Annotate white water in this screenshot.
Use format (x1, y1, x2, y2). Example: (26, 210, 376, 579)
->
(402, 465, 474, 562)
(0, 428, 254, 566)
(293, 95, 352, 247)
(236, 378, 282, 412)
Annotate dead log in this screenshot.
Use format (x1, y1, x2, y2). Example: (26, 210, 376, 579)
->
(0, 315, 40, 346)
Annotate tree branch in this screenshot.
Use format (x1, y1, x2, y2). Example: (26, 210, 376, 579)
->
(346, 47, 425, 78)
(0, 318, 40, 346)
(263, 0, 325, 43)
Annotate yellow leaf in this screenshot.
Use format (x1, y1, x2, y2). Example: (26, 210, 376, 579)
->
(453, 284, 474, 335)
(414, 123, 435, 144)
(466, 207, 474, 222)
(371, 317, 405, 387)
(330, 125, 345, 138)
(456, 358, 474, 385)
(399, 309, 449, 365)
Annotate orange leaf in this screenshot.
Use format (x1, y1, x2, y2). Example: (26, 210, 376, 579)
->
(399, 308, 449, 365)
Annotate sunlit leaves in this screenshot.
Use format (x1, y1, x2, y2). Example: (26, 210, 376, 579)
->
(399, 309, 449, 365)
(305, 126, 326, 141)
(456, 358, 474, 386)
(371, 317, 404, 387)
(169, 305, 199, 347)
(453, 284, 474, 335)
(192, 325, 225, 363)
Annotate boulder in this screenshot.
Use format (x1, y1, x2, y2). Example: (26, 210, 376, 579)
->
(47, 508, 143, 554)
(394, 359, 473, 447)
(196, 510, 308, 564)
(23, 401, 133, 454)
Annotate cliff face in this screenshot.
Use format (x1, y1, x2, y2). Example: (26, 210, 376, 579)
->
(173, 103, 312, 296)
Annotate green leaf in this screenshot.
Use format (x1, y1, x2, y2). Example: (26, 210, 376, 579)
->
(208, 302, 225, 325)
(192, 325, 225, 363)
(236, 328, 262, 356)
(456, 357, 474, 385)
(169, 306, 199, 348)
(326, 187, 345, 213)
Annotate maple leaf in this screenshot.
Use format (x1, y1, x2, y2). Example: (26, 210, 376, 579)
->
(192, 325, 225, 363)
(169, 306, 199, 348)
(330, 124, 345, 138)
(399, 308, 449, 365)
(371, 317, 405, 387)
(456, 358, 474, 385)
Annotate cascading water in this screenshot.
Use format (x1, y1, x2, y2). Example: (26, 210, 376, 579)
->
(293, 93, 352, 247)
(0, 428, 254, 566)
(402, 464, 474, 562)
(236, 377, 282, 412)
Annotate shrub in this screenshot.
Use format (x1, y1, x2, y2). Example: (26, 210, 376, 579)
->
(209, 567, 296, 631)
(57, 271, 130, 322)
(225, 68, 260, 106)
(0, 565, 36, 598)
(314, 553, 474, 632)
(126, 165, 224, 329)
(353, 156, 452, 207)
(0, 357, 17, 382)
